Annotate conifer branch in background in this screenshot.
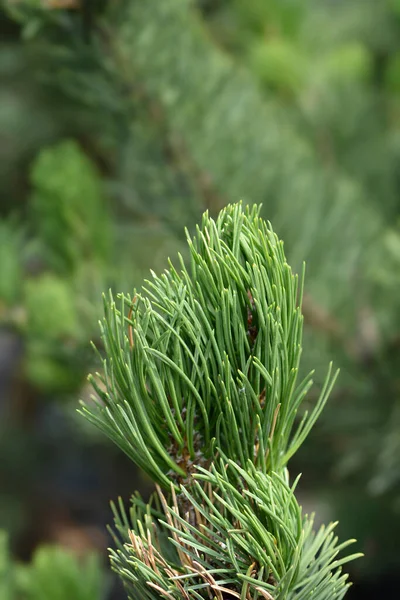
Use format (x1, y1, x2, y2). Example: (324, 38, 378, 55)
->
(80, 203, 361, 599)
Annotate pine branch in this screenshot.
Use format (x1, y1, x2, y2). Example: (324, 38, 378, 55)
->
(80, 204, 337, 486)
(110, 461, 361, 600)
(7, 0, 384, 334)
(80, 203, 361, 599)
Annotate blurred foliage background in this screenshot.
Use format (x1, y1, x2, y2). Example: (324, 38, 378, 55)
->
(1, 0, 400, 598)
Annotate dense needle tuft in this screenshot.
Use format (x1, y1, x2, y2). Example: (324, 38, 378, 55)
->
(80, 203, 336, 486)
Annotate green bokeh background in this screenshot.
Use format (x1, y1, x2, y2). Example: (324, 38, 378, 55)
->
(1, 1, 400, 598)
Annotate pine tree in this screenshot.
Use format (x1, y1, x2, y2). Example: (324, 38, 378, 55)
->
(80, 203, 361, 599)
